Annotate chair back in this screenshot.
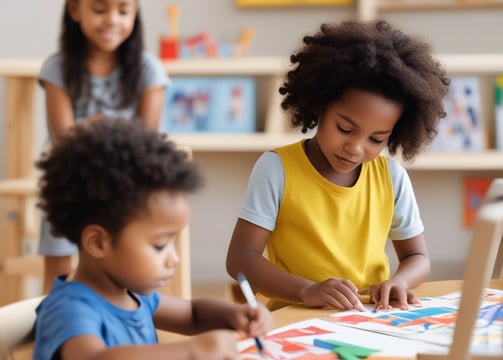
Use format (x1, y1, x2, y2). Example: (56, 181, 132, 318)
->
(0, 295, 44, 360)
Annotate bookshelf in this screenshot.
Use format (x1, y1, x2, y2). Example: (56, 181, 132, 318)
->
(1, 54, 503, 162)
(168, 56, 503, 172)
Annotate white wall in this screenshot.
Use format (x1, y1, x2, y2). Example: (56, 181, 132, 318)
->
(1, 0, 503, 284)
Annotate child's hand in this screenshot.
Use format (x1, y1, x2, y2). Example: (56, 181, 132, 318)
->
(301, 278, 366, 311)
(233, 302, 273, 338)
(361, 280, 421, 311)
(189, 330, 239, 360)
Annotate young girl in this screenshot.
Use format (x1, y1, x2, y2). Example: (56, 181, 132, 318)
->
(34, 119, 272, 360)
(38, 0, 169, 292)
(226, 20, 450, 312)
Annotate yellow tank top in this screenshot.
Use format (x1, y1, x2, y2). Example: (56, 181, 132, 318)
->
(267, 140, 394, 290)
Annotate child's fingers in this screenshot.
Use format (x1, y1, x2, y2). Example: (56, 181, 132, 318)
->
(358, 287, 370, 295)
(358, 287, 371, 305)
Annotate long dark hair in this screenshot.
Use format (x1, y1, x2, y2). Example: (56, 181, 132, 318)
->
(60, 2, 144, 108)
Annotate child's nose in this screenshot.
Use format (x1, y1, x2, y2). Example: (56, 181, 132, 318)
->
(165, 250, 180, 268)
(104, 10, 120, 25)
(344, 140, 364, 157)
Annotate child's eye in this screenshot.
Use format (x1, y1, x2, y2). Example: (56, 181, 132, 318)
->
(337, 125, 351, 134)
(153, 244, 166, 251)
(92, 5, 106, 13)
(119, 8, 132, 15)
(370, 137, 385, 144)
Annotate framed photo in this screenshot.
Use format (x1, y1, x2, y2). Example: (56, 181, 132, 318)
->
(160, 77, 256, 134)
(236, 0, 352, 6)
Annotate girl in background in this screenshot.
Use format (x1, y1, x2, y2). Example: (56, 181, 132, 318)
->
(38, 0, 169, 293)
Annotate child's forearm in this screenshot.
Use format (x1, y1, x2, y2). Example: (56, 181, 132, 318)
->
(189, 298, 241, 333)
(235, 254, 315, 305)
(392, 253, 431, 289)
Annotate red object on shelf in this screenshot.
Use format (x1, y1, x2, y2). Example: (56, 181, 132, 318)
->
(464, 177, 493, 228)
(159, 36, 178, 60)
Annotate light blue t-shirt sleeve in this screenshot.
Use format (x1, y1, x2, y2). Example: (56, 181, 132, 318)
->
(38, 53, 65, 90)
(238, 151, 284, 232)
(139, 52, 171, 91)
(388, 158, 424, 240)
(38, 52, 170, 92)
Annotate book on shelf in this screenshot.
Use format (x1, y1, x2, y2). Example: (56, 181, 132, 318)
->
(430, 76, 487, 152)
(495, 75, 503, 151)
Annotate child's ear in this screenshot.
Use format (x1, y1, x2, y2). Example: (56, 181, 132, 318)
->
(66, 0, 80, 22)
(81, 225, 111, 258)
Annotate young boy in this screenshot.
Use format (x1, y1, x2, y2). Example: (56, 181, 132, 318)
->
(34, 119, 272, 360)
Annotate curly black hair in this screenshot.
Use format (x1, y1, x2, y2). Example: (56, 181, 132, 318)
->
(280, 20, 450, 161)
(60, 1, 144, 108)
(36, 119, 203, 245)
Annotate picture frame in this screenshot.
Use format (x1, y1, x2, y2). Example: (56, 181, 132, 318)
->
(160, 77, 256, 134)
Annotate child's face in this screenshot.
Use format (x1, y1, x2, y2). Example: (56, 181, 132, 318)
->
(103, 190, 190, 295)
(317, 88, 402, 174)
(69, 0, 137, 53)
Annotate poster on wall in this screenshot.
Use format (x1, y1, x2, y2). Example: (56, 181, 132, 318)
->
(160, 77, 256, 134)
(463, 177, 493, 229)
(430, 76, 487, 152)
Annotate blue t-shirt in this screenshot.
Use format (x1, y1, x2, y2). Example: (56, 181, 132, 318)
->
(34, 277, 160, 360)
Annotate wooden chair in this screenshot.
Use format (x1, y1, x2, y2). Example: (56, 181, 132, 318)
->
(418, 178, 503, 360)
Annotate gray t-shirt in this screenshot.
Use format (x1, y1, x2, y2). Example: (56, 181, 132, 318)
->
(37, 52, 170, 256)
(39, 52, 170, 121)
(239, 150, 424, 241)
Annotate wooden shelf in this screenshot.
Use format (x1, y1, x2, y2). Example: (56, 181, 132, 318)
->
(0, 56, 289, 77)
(3, 54, 503, 77)
(378, 0, 503, 12)
(172, 132, 503, 170)
(0, 58, 41, 76)
(170, 132, 307, 152)
(396, 150, 503, 171)
(162, 56, 288, 75)
(436, 54, 503, 74)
